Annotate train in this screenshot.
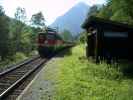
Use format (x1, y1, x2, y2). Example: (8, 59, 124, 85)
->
(37, 27, 74, 57)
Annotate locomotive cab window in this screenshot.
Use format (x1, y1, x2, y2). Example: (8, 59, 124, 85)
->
(46, 34, 55, 40)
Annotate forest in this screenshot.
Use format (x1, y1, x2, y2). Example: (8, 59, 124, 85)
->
(89, 0, 133, 24)
(0, 6, 46, 64)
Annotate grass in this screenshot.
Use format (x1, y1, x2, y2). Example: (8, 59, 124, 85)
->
(0, 52, 28, 72)
(0, 51, 38, 71)
(54, 44, 133, 100)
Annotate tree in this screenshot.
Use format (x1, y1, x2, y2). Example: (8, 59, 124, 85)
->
(78, 31, 87, 43)
(95, 0, 133, 24)
(109, 0, 133, 24)
(0, 6, 40, 60)
(97, 4, 113, 19)
(15, 7, 27, 23)
(10, 7, 33, 54)
(12, 8, 26, 52)
(0, 6, 5, 16)
(31, 12, 45, 28)
(61, 30, 73, 41)
(110, 9, 133, 24)
(0, 6, 10, 60)
(88, 5, 99, 16)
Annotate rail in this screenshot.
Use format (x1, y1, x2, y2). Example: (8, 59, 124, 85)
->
(0, 56, 47, 99)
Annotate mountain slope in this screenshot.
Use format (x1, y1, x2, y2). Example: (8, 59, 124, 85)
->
(50, 2, 90, 36)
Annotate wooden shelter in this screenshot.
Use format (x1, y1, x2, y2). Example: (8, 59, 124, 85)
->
(82, 16, 133, 63)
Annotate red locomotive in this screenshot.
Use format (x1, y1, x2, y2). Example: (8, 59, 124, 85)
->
(37, 27, 64, 57)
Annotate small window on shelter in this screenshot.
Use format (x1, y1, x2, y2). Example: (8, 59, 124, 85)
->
(104, 32, 128, 38)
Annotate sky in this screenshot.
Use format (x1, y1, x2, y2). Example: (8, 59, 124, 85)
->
(0, 0, 106, 25)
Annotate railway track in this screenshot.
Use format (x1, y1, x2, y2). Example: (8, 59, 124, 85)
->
(0, 56, 47, 100)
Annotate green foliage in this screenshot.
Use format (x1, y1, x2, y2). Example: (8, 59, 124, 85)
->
(54, 45, 133, 100)
(15, 7, 27, 23)
(0, 8, 11, 60)
(110, 10, 133, 24)
(0, 6, 5, 16)
(109, 0, 133, 24)
(61, 30, 73, 41)
(78, 32, 87, 43)
(0, 6, 45, 62)
(9, 19, 33, 55)
(96, 0, 133, 25)
(8, 7, 41, 56)
(13, 52, 27, 62)
(30, 12, 45, 28)
(88, 5, 99, 16)
(110, 0, 133, 16)
(0, 52, 27, 71)
(97, 4, 113, 19)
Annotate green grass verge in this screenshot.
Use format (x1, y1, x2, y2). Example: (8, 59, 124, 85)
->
(0, 52, 28, 71)
(0, 50, 38, 71)
(54, 44, 133, 100)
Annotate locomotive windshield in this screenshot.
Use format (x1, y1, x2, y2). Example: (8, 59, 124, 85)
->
(46, 34, 55, 40)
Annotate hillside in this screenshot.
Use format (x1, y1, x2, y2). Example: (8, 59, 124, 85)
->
(50, 2, 89, 36)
